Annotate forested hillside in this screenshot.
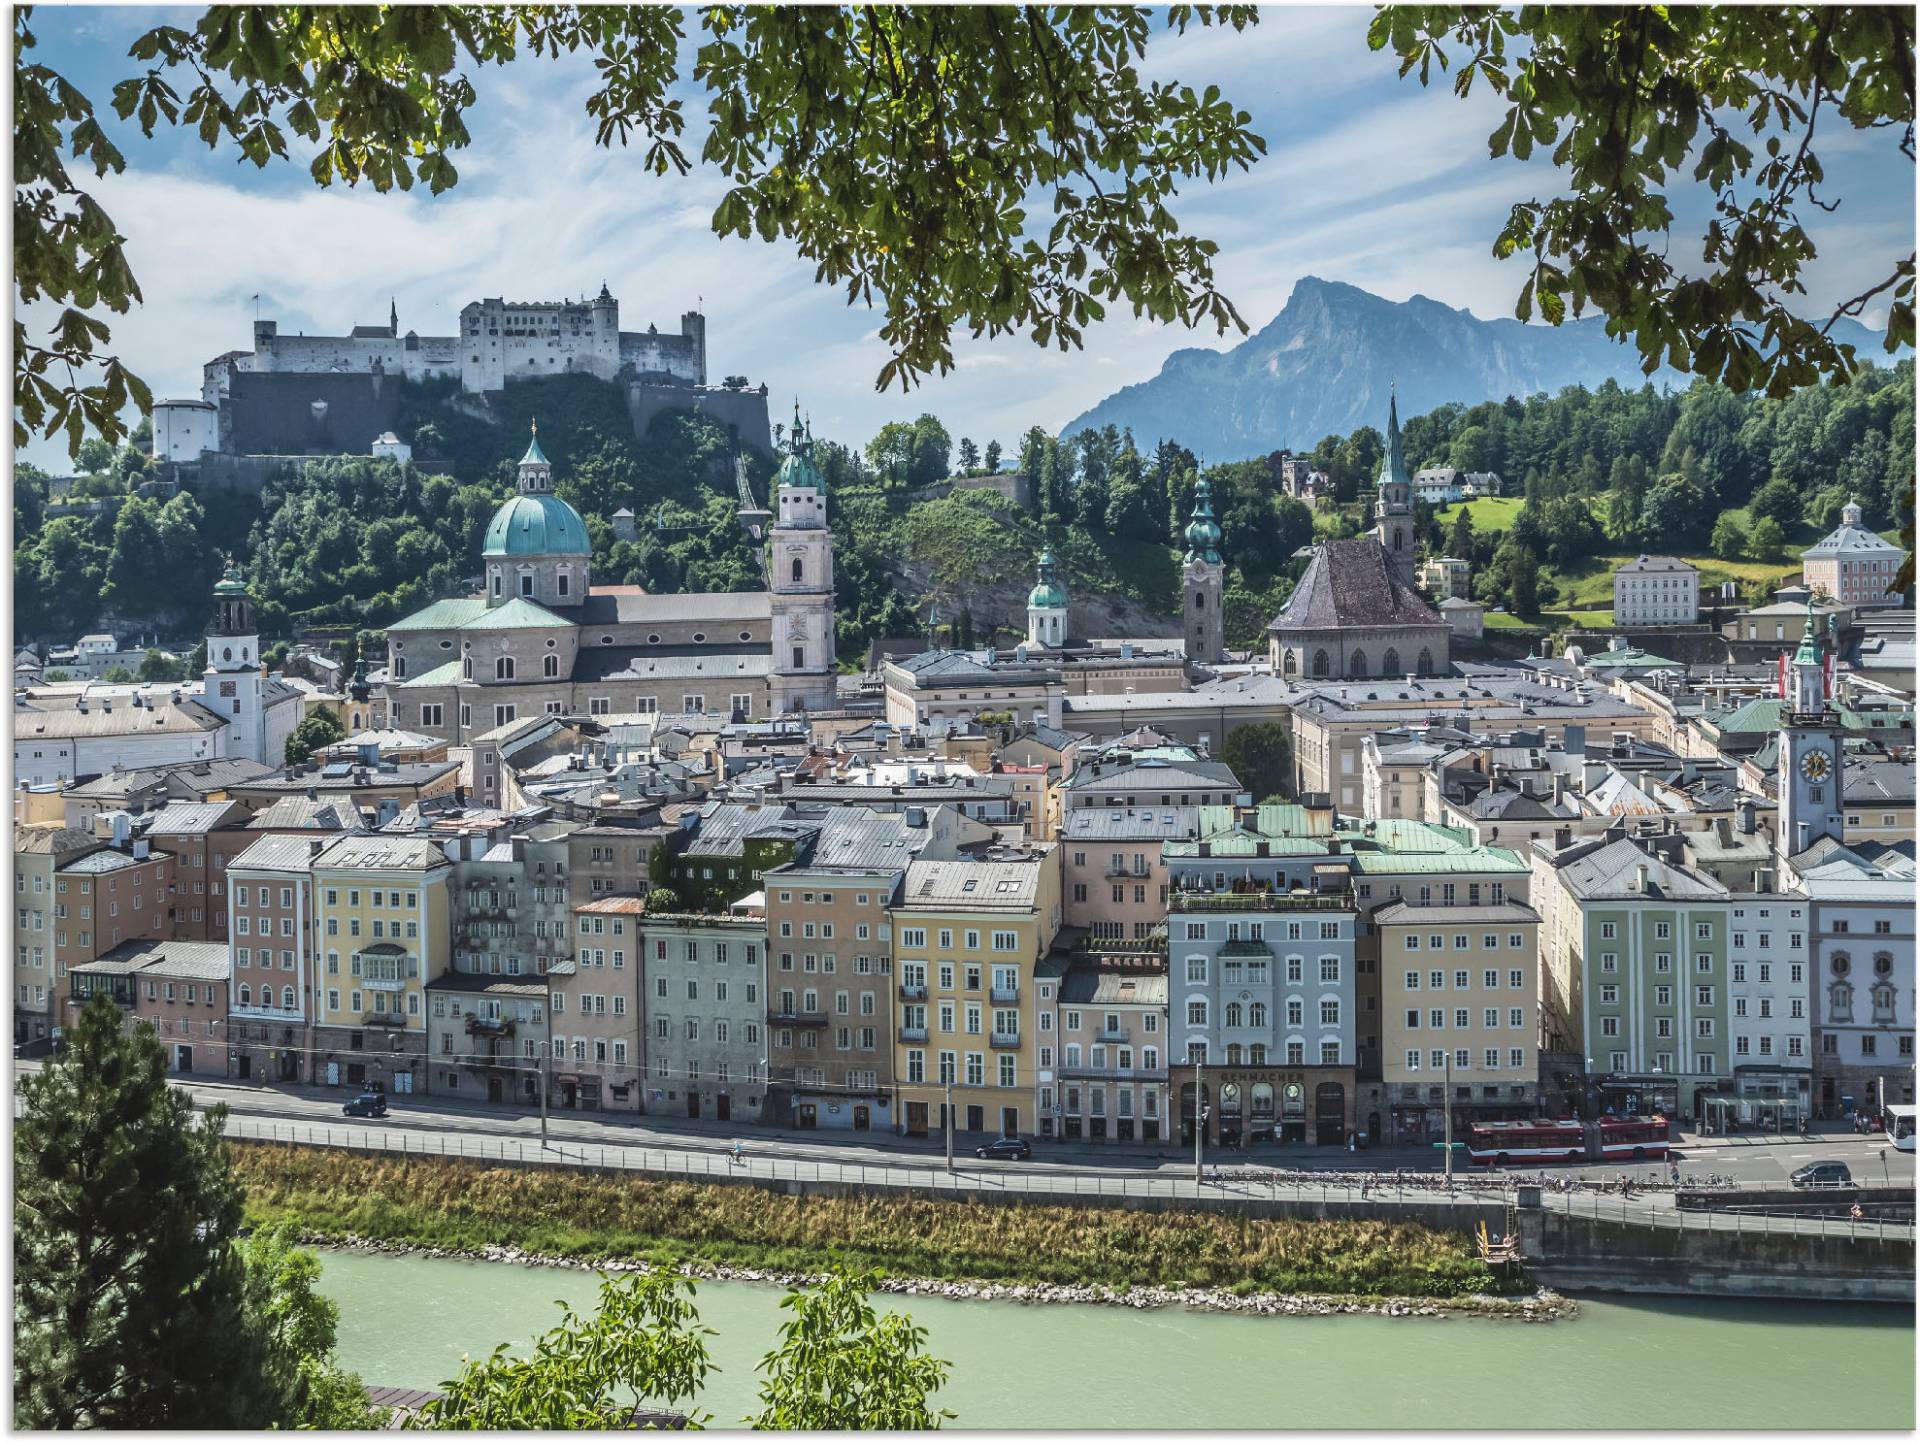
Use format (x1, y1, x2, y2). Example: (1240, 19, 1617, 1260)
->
(14, 362, 1911, 658)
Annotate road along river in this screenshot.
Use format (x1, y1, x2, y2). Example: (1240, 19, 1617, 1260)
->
(318, 1248, 1915, 1429)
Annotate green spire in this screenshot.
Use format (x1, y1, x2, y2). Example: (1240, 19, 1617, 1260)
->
(212, 556, 248, 597)
(1792, 595, 1823, 664)
(1027, 548, 1067, 610)
(521, 419, 550, 468)
(1379, 385, 1410, 495)
(1183, 477, 1223, 564)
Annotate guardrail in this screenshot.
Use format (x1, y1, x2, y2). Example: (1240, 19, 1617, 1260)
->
(210, 1113, 1916, 1241)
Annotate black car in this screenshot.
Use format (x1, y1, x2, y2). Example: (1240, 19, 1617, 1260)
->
(1790, 1160, 1853, 1188)
(342, 1091, 389, 1119)
(974, 1136, 1032, 1160)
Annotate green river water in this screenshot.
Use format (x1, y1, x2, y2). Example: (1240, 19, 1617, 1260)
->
(318, 1250, 1914, 1430)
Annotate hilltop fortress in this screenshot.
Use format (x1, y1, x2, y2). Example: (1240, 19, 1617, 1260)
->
(154, 286, 771, 471)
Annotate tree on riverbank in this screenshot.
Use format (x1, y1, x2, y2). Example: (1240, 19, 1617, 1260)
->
(753, 1267, 953, 1430)
(13, 995, 285, 1428)
(408, 1267, 951, 1430)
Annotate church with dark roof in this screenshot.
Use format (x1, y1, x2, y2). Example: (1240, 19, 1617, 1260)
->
(1265, 394, 1450, 680)
(381, 414, 837, 741)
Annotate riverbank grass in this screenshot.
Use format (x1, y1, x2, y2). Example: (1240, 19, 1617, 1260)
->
(234, 1145, 1518, 1300)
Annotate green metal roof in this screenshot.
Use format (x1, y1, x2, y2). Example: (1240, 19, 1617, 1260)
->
(521, 425, 550, 467)
(483, 492, 590, 557)
(1027, 548, 1067, 610)
(1350, 848, 1528, 875)
(387, 597, 570, 633)
(1337, 819, 1477, 853)
(1708, 696, 1784, 734)
(1183, 478, 1223, 564)
(392, 659, 462, 688)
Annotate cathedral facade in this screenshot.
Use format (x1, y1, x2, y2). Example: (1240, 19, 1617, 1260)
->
(383, 421, 836, 741)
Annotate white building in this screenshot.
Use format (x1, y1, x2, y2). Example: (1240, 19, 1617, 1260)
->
(1613, 556, 1700, 625)
(1726, 892, 1813, 1123)
(201, 287, 705, 406)
(150, 398, 219, 462)
(1783, 838, 1916, 1114)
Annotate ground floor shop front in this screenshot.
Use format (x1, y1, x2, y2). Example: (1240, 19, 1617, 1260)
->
(898, 1083, 1025, 1140)
(1046, 1072, 1167, 1143)
(1387, 1080, 1542, 1143)
(312, 1025, 427, 1096)
(1181, 1066, 1368, 1148)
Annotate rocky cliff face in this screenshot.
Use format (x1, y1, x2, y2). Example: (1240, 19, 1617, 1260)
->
(885, 555, 1179, 644)
(1062, 276, 1893, 461)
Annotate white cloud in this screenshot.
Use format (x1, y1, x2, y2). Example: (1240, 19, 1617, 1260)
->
(14, 4, 1913, 473)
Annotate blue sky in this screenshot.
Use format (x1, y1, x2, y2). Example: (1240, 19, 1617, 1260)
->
(18, 6, 1916, 471)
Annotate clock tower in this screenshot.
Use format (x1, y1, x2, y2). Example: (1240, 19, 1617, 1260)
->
(1778, 600, 1842, 858)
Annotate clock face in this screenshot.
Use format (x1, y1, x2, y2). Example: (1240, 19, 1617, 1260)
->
(1800, 749, 1832, 782)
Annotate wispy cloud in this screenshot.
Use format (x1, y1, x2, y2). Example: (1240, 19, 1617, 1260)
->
(14, 5, 1913, 471)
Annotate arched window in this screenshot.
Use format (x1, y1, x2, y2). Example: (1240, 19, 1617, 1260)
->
(1830, 980, 1854, 1023)
(1249, 1002, 1268, 1028)
(495, 656, 515, 681)
(542, 654, 559, 679)
(1350, 649, 1367, 676)
(1224, 1002, 1243, 1028)
(1392, 528, 1403, 550)
(791, 557, 804, 583)
(1311, 649, 1330, 678)
(1416, 648, 1433, 675)
(1193, 591, 1205, 610)
(282, 986, 295, 1010)
(491, 570, 502, 597)
(237, 983, 251, 1007)
(1282, 648, 1298, 676)
(1382, 647, 1399, 675)
(461, 657, 473, 681)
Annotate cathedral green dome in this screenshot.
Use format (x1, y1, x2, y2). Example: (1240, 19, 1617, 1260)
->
(1028, 548, 1067, 610)
(483, 492, 590, 558)
(212, 562, 250, 597)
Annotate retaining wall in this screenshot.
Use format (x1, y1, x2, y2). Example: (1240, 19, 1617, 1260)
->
(1521, 1206, 1915, 1303)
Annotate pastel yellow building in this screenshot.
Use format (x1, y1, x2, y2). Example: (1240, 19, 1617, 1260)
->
(311, 836, 452, 1094)
(1376, 901, 1541, 1143)
(891, 844, 1061, 1141)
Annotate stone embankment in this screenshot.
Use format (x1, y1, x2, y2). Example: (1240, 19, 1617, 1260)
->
(303, 1231, 1576, 1324)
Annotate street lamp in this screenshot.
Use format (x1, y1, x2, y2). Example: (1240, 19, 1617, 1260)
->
(540, 1004, 552, 1150)
(1442, 1050, 1457, 1188)
(1192, 1053, 1207, 1184)
(945, 1074, 954, 1174)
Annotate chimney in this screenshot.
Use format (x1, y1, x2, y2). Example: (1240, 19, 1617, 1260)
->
(1553, 825, 1573, 850)
(308, 838, 325, 858)
(131, 838, 150, 861)
(1633, 863, 1650, 894)
(1553, 774, 1568, 807)
(1736, 799, 1755, 835)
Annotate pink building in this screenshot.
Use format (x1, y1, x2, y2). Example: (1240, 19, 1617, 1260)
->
(1800, 501, 1905, 609)
(69, 938, 231, 1076)
(1060, 807, 1195, 942)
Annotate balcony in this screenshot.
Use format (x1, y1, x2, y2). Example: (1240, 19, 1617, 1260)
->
(898, 983, 928, 1003)
(898, 1025, 928, 1044)
(361, 1011, 410, 1028)
(1096, 1027, 1130, 1043)
(363, 975, 406, 993)
(990, 985, 1020, 1005)
(465, 1015, 515, 1038)
(1060, 1064, 1155, 1081)
(990, 1030, 1022, 1050)
(767, 1010, 828, 1028)
(1104, 864, 1151, 880)
(1170, 889, 1352, 914)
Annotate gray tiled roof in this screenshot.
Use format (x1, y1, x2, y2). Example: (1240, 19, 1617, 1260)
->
(1268, 538, 1445, 630)
(1552, 838, 1727, 901)
(1059, 966, 1168, 1007)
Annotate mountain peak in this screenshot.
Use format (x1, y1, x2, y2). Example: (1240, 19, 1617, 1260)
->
(1062, 280, 1891, 460)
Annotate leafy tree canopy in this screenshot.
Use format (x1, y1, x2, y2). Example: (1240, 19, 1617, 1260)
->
(1372, 7, 1915, 395)
(17, 3, 1263, 458)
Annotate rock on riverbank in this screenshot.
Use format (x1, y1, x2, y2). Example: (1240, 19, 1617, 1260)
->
(300, 1231, 1577, 1323)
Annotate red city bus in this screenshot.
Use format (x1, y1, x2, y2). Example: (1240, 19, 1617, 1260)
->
(1466, 1119, 1585, 1165)
(1597, 1114, 1670, 1160)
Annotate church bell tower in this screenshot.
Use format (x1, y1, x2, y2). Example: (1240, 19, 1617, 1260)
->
(1373, 388, 1416, 589)
(1778, 601, 1843, 859)
(767, 406, 837, 714)
(202, 560, 267, 762)
(1182, 478, 1226, 665)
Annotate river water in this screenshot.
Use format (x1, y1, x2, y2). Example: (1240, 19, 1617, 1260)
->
(318, 1250, 1914, 1430)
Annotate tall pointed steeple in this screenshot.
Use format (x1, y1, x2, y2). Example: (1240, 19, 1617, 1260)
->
(1183, 477, 1223, 564)
(389, 296, 399, 337)
(1373, 384, 1415, 588)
